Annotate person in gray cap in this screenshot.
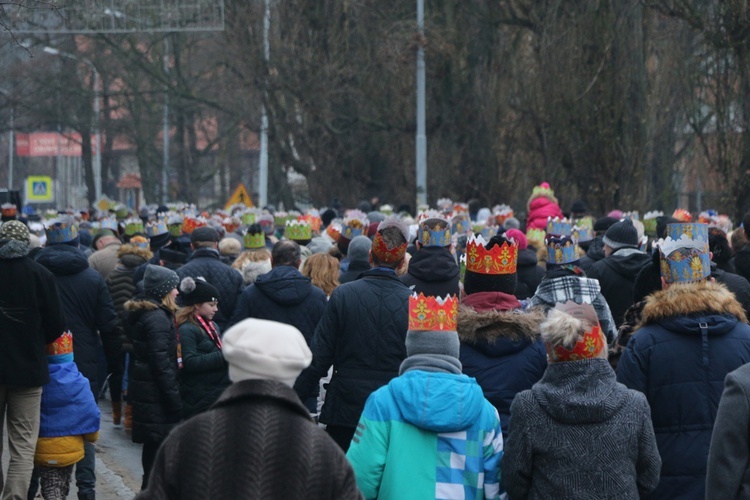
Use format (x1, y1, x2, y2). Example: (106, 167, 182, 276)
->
(588, 218, 651, 327)
(339, 235, 372, 284)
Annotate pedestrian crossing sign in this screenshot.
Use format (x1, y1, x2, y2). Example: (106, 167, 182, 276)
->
(26, 176, 54, 202)
(225, 183, 254, 210)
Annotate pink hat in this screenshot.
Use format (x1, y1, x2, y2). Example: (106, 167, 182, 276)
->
(504, 229, 528, 250)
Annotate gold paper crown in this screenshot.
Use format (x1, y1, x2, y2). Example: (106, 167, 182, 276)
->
(408, 293, 458, 331)
(465, 234, 518, 275)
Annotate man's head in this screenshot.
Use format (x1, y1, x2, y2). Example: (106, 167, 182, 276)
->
(602, 219, 639, 257)
(271, 240, 301, 268)
(190, 226, 220, 250)
(369, 217, 409, 269)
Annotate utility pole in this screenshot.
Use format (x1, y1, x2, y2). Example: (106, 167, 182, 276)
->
(416, 0, 427, 208)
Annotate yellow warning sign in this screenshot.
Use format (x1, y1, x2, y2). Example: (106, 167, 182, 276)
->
(225, 183, 254, 210)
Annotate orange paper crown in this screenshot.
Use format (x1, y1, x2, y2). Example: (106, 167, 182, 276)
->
(408, 293, 458, 331)
(465, 234, 518, 275)
(372, 231, 407, 263)
(549, 325, 605, 363)
(47, 331, 74, 356)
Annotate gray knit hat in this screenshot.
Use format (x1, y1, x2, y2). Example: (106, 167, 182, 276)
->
(603, 219, 639, 250)
(405, 329, 460, 359)
(143, 264, 180, 299)
(0, 220, 30, 244)
(348, 235, 372, 263)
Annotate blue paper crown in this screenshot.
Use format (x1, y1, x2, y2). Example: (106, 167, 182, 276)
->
(572, 226, 593, 243)
(419, 227, 451, 247)
(146, 221, 168, 238)
(546, 235, 579, 264)
(342, 224, 365, 240)
(480, 226, 498, 240)
(666, 223, 708, 244)
(451, 214, 470, 235)
(45, 221, 78, 244)
(659, 223, 711, 284)
(100, 218, 119, 231)
(546, 218, 572, 236)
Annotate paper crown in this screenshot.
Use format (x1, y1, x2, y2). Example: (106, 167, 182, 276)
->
(298, 213, 322, 233)
(47, 331, 74, 357)
(459, 254, 467, 283)
(113, 204, 129, 219)
(408, 293, 458, 331)
(658, 223, 711, 284)
(124, 218, 144, 236)
(479, 225, 499, 240)
(531, 182, 554, 198)
(244, 230, 265, 249)
(241, 211, 257, 225)
(130, 235, 150, 249)
(451, 213, 470, 236)
(672, 209, 692, 222)
(436, 198, 454, 212)
(417, 210, 452, 247)
(698, 210, 719, 225)
(623, 211, 640, 221)
(546, 235, 580, 265)
(1, 203, 17, 218)
(643, 211, 663, 236)
(525, 227, 546, 246)
(379, 204, 393, 215)
(572, 225, 593, 243)
(100, 218, 119, 231)
(453, 203, 469, 214)
(372, 230, 407, 263)
(492, 204, 514, 225)
(465, 234, 518, 275)
(145, 221, 168, 238)
(222, 217, 241, 234)
(546, 217, 573, 237)
(45, 219, 78, 244)
(182, 216, 207, 235)
(342, 211, 369, 240)
(285, 220, 312, 241)
(325, 221, 342, 242)
(549, 324, 605, 362)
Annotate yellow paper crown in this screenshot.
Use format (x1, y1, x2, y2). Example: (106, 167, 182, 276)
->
(408, 293, 458, 331)
(465, 234, 518, 275)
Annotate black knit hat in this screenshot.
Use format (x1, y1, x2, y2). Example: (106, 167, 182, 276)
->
(603, 219, 638, 250)
(144, 265, 180, 299)
(570, 200, 587, 214)
(179, 277, 221, 306)
(593, 216, 619, 233)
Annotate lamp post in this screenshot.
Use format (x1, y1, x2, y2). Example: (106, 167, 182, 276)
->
(0, 88, 14, 192)
(43, 47, 102, 203)
(416, 0, 427, 208)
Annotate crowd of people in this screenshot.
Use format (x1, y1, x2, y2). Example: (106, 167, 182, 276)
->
(1, 181, 750, 499)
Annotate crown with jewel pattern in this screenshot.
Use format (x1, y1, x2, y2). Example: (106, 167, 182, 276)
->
(465, 234, 518, 275)
(285, 220, 312, 241)
(408, 293, 458, 331)
(325, 220, 342, 242)
(145, 221, 168, 238)
(371, 230, 407, 263)
(241, 211, 257, 225)
(45, 218, 78, 244)
(451, 213, 470, 236)
(298, 213, 322, 233)
(244, 230, 266, 249)
(222, 217, 241, 234)
(100, 218, 119, 231)
(546, 217, 573, 237)
(417, 210, 452, 247)
(47, 331, 74, 361)
(572, 225, 593, 243)
(672, 209, 692, 222)
(549, 323, 605, 362)
(546, 235, 580, 265)
(181, 216, 207, 235)
(657, 223, 711, 284)
(342, 211, 369, 240)
(492, 204, 514, 226)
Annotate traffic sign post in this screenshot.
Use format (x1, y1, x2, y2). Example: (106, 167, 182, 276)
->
(25, 176, 54, 203)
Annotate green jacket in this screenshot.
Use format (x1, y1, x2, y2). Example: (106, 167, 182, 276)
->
(178, 321, 230, 419)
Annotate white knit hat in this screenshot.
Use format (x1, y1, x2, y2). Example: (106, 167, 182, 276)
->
(222, 319, 312, 386)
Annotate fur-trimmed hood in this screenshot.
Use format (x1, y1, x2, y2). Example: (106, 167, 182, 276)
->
(458, 304, 545, 344)
(117, 244, 153, 262)
(641, 281, 747, 325)
(124, 297, 161, 314)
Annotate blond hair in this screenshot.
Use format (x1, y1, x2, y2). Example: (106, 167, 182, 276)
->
(232, 249, 272, 271)
(161, 293, 178, 312)
(301, 253, 340, 296)
(175, 304, 200, 327)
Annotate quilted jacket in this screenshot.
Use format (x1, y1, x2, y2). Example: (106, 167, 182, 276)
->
(294, 268, 411, 427)
(176, 247, 244, 331)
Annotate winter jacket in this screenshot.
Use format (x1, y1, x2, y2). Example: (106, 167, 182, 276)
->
(88, 240, 122, 279)
(457, 292, 547, 435)
(106, 245, 152, 356)
(712, 264, 750, 317)
(504, 359, 661, 500)
(0, 239, 65, 387)
(706, 362, 750, 499)
(617, 281, 750, 499)
(588, 248, 652, 327)
(528, 274, 617, 343)
(515, 248, 545, 299)
(124, 297, 182, 444)
(176, 247, 244, 331)
(399, 246, 460, 297)
(294, 269, 411, 428)
(35, 245, 119, 394)
(578, 236, 606, 273)
(526, 194, 563, 231)
(177, 320, 230, 419)
(347, 370, 504, 500)
(230, 265, 327, 345)
(137, 380, 363, 500)
(35, 361, 100, 467)
(339, 260, 371, 284)
(735, 244, 750, 283)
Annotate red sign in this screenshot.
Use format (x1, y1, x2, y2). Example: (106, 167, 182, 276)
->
(15, 132, 98, 157)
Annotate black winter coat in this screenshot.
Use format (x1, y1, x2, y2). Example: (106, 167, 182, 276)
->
(137, 380, 362, 500)
(588, 248, 652, 327)
(578, 236, 606, 273)
(229, 265, 327, 345)
(106, 246, 151, 354)
(515, 248, 545, 299)
(712, 264, 750, 317)
(125, 297, 182, 444)
(176, 247, 244, 331)
(339, 260, 371, 284)
(0, 239, 66, 387)
(399, 246, 459, 297)
(294, 269, 411, 427)
(177, 321, 230, 419)
(35, 244, 119, 394)
(734, 244, 750, 286)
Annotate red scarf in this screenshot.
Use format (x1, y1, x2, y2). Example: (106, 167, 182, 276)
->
(195, 314, 222, 350)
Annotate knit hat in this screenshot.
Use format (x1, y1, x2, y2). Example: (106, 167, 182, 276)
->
(307, 236, 332, 254)
(0, 220, 30, 244)
(570, 200, 587, 214)
(406, 329, 460, 359)
(143, 264, 180, 299)
(191, 226, 220, 243)
(222, 318, 312, 386)
(593, 216, 619, 233)
(179, 277, 220, 306)
(504, 229, 528, 250)
(348, 235, 372, 263)
(503, 217, 520, 230)
(603, 219, 639, 250)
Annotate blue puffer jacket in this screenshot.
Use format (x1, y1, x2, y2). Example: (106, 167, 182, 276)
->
(294, 268, 411, 427)
(457, 291, 547, 436)
(176, 248, 244, 332)
(229, 265, 327, 345)
(617, 281, 750, 500)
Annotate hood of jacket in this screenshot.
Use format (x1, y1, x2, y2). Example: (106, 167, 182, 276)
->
(117, 244, 152, 269)
(390, 370, 486, 432)
(254, 265, 313, 305)
(407, 246, 459, 282)
(458, 303, 545, 357)
(531, 358, 626, 424)
(586, 236, 606, 261)
(639, 281, 747, 335)
(0, 239, 29, 259)
(599, 249, 651, 278)
(35, 245, 89, 276)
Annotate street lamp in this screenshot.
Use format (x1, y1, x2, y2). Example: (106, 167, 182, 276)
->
(416, 0, 427, 208)
(0, 88, 14, 193)
(42, 46, 102, 203)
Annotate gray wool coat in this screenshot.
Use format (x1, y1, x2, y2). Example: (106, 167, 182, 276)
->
(502, 358, 661, 499)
